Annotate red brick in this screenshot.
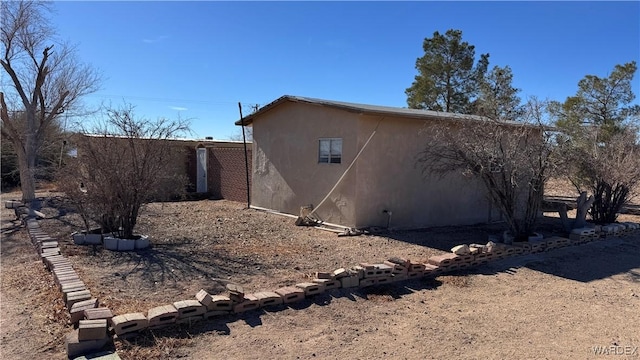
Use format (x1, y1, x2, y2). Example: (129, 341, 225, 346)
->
(359, 278, 377, 287)
(209, 295, 233, 311)
(315, 272, 334, 279)
(445, 263, 460, 272)
(332, 268, 348, 279)
(391, 273, 408, 282)
(66, 290, 92, 310)
(195, 289, 213, 308)
(69, 298, 98, 324)
(60, 280, 85, 293)
(84, 308, 113, 325)
(147, 305, 178, 328)
(295, 282, 325, 296)
(351, 266, 365, 279)
(387, 257, 411, 268)
(313, 278, 341, 290)
(383, 260, 407, 273)
(112, 313, 148, 335)
(173, 300, 206, 319)
(55, 274, 81, 286)
(363, 264, 393, 278)
(205, 310, 230, 319)
(274, 286, 305, 303)
(65, 329, 109, 358)
(207, 147, 252, 202)
(423, 263, 442, 276)
(78, 319, 107, 341)
(428, 253, 459, 267)
(253, 291, 283, 307)
(339, 275, 360, 288)
(232, 294, 260, 313)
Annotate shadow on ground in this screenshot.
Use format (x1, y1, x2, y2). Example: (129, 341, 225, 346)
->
(114, 276, 445, 351)
(81, 237, 274, 295)
(369, 215, 569, 252)
(461, 236, 640, 283)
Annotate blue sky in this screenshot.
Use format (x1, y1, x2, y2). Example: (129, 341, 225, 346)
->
(51, 1, 640, 140)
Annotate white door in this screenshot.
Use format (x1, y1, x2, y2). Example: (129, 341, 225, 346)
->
(196, 147, 207, 193)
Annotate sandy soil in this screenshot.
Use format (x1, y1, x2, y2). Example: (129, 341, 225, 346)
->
(1, 201, 68, 360)
(1, 188, 639, 359)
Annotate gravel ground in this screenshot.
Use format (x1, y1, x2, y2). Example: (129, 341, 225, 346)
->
(1, 187, 639, 359)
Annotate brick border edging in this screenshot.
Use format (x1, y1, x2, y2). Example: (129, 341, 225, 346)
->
(24, 218, 640, 358)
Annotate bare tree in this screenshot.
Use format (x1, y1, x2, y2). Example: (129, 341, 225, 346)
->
(229, 126, 253, 142)
(557, 125, 640, 224)
(417, 98, 555, 241)
(1, 1, 100, 205)
(58, 104, 190, 239)
(229, 103, 259, 141)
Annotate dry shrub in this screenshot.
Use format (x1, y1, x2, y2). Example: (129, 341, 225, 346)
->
(58, 103, 190, 239)
(418, 98, 554, 240)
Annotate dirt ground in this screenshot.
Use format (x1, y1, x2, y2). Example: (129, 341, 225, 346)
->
(1, 186, 639, 359)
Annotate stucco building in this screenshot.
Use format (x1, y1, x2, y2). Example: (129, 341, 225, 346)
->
(235, 95, 514, 229)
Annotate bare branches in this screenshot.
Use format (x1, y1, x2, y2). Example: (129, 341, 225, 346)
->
(558, 124, 640, 223)
(60, 104, 190, 239)
(1, 0, 100, 202)
(418, 99, 554, 239)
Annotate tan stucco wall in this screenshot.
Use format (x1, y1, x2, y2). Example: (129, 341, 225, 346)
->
(353, 115, 491, 229)
(251, 102, 359, 226)
(250, 101, 507, 229)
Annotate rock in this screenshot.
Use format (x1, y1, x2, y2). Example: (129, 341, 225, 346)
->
(469, 243, 486, 253)
(451, 244, 470, 255)
(486, 241, 507, 252)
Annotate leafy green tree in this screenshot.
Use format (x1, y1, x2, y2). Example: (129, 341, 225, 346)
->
(406, 29, 489, 113)
(555, 61, 638, 138)
(554, 61, 640, 223)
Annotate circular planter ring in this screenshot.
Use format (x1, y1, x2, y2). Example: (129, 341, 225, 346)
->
(103, 234, 149, 251)
(135, 235, 150, 249)
(118, 238, 135, 251)
(103, 236, 119, 251)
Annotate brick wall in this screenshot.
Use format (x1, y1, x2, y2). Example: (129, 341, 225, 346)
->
(208, 147, 252, 203)
(184, 146, 198, 193)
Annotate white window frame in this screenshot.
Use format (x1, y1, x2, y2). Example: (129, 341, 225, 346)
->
(318, 138, 342, 164)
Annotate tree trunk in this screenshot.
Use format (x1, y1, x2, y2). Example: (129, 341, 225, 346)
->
(558, 191, 594, 232)
(574, 191, 594, 228)
(14, 124, 41, 210)
(15, 142, 37, 204)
